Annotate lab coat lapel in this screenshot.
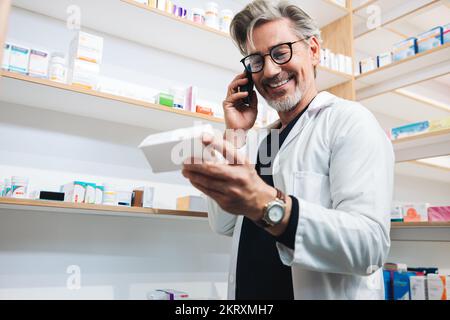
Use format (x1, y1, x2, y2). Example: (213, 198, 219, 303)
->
(277, 91, 337, 154)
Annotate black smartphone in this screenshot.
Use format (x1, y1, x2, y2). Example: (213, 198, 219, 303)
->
(238, 69, 254, 105)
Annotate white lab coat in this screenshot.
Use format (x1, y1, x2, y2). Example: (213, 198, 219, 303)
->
(207, 91, 394, 300)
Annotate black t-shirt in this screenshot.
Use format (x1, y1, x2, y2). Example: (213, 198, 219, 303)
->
(235, 104, 310, 300)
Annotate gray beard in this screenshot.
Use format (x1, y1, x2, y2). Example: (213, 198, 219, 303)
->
(266, 87, 303, 112)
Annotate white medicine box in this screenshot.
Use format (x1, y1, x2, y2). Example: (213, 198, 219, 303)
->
(9, 44, 30, 74)
(70, 31, 104, 64)
(61, 181, 87, 203)
(28, 49, 50, 78)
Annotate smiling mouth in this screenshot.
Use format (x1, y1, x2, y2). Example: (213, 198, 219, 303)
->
(266, 75, 294, 90)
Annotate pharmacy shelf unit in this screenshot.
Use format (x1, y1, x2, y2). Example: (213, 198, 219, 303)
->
(355, 43, 450, 100)
(2, 197, 448, 242)
(0, 197, 208, 220)
(12, 0, 242, 72)
(0, 71, 225, 131)
(10, 0, 353, 93)
(392, 128, 450, 162)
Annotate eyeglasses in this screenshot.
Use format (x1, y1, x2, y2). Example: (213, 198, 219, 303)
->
(240, 39, 307, 74)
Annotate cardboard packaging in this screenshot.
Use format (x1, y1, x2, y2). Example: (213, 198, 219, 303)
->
(133, 187, 154, 208)
(417, 26, 443, 53)
(393, 38, 418, 62)
(9, 44, 30, 74)
(427, 275, 448, 300)
(410, 276, 427, 300)
(177, 195, 207, 212)
(403, 203, 429, 222)
(428, 206, 450, 222)
(61, 181, 87, 203)
(28, 49, 50, 78)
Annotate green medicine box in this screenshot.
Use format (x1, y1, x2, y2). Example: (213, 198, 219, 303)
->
(157, 93, 174, 107)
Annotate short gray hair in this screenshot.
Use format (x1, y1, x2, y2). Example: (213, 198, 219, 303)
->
(230, 0, 322, 56)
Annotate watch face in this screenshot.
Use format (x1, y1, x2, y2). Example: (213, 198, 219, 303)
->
(268, 203, 284, 223)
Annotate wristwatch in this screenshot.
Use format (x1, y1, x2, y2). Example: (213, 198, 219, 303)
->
(257, 188, 287, 228)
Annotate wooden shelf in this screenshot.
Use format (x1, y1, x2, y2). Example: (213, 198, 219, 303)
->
(392, 222, 450, 228)
(0, 67, 351, 132)
(356, 43, 450, 100)
(316, 65, 353, 91)
(391, 128, 450, 162)
(0, 70, 225, 131)
(0, 197, 208, 220)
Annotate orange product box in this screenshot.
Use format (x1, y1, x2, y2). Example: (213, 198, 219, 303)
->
(196, 105, 214, 116)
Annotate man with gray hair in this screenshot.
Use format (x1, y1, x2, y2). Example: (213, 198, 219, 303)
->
(183, 0, 394, 300)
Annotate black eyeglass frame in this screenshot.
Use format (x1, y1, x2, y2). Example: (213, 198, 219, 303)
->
(240, 38, 309, 73)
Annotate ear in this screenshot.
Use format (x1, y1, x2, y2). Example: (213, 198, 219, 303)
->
(308, 36, 321, 67)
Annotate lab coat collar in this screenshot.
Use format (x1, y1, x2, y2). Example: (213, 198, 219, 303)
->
(264, 91, 338, 151)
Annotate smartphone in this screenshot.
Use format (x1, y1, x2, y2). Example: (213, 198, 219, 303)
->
(238, 69, 254, 105)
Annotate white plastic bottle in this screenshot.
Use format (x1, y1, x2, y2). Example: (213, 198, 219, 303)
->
(48, 52, 67, 84)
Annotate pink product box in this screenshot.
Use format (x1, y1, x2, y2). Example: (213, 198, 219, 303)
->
(428, 206, 450, 222)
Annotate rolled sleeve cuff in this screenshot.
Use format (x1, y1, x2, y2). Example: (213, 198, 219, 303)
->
(276, 197, 307, 267)
(275, 195, 299, 250)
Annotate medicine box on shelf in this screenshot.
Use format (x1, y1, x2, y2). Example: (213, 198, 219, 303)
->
(416, 26, 443, 53)
(393, 38, 418, 62)
(8, 44, 30, 74)
(176, 195, 207, 212)
(444, 24, 450, 44)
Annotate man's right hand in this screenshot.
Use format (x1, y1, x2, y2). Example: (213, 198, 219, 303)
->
(223, 72, 258, 131)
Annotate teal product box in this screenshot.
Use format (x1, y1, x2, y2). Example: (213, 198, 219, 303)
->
(417, 26, 443, 53)
(391, 121, 429, 140)
(393, 271, 416, 300)
(392, 37, 417, 62)
(444, 23, 450, 44)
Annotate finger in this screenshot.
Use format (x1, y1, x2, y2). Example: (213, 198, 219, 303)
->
(225, 91, 249, 105)
(227, 74, 248, 94)
(202, 134, 248, 166)
(185, 170, 229, 194)
(184, 159, 239, 181)
(189, 179, 227, 202)
(185, 174, 226, 199)
(183, 163, 228, 181)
